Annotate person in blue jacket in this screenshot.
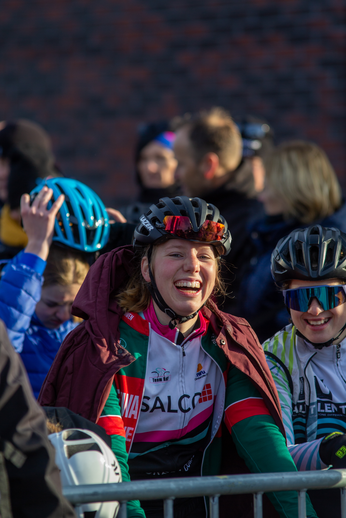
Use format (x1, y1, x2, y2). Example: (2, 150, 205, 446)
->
(236, 139, 346, 343)
(0, 177, 110, 397)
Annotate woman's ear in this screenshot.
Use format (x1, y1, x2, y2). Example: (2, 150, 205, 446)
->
(141, 256, 150, 283)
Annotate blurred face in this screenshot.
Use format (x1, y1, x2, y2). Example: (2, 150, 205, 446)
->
(173, 128, 202, 196)
(289, 278, 346, 345)
(257, 181, 286, 216)
(0, 157, 10, 202)
(137, 141, 177, 189)
(141, 239, 217, 331)
(35, 283, 81, 329)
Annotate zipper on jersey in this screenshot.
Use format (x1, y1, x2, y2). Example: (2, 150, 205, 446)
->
(336, 344, 346, 384)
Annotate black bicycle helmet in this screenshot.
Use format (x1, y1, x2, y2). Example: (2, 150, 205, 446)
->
(134, 196, 231, 329)
(272, 225, 346, 349)
(133, 196, 232, 257)
(271, 225, 346, 286)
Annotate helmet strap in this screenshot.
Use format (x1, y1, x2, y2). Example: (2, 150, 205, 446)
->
(146, 245, 202, 330)
(296, 321, 346, 349)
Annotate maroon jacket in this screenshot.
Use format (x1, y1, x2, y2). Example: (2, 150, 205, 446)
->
(39, 245, 284, 436)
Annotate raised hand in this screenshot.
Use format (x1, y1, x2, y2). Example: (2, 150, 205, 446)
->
(106, 207, 127, 223)
(21, 186, 65, 260)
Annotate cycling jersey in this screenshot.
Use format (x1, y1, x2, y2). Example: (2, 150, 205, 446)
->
(39, 245, 317, 518)
(264, 324, 346, 470)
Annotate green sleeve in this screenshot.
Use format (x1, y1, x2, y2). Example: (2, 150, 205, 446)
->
(227, 367, 317, 518)
(102, 382, 146, 518)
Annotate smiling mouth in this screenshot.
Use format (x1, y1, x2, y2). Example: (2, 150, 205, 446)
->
(306, 318, 330, 326)
(174, 280, 201, 293)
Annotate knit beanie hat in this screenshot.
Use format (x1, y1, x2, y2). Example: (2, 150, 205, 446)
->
(134, 121, 175, 187)
(0, 119, 60, 209)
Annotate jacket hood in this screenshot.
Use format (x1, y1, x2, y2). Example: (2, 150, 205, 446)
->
(72, 244, 137, 324)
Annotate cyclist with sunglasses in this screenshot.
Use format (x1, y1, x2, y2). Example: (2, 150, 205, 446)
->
(40, 196, 317, 518)
(264, 224, 346, 517)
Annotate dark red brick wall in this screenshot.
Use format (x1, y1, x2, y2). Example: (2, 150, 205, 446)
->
(0, 0, 345, 207)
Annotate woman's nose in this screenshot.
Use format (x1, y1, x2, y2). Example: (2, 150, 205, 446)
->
(147, 160, 158, 173)
(307, 298, 324, 315)
(184, 253, 200, 272)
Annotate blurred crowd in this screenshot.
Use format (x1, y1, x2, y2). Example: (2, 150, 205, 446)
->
(0, 108, 345, 518)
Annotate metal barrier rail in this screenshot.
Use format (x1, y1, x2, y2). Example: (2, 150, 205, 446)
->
(63, 469, 346, 518)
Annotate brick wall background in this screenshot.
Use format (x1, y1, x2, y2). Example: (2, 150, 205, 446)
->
(0, 0, 345, 207)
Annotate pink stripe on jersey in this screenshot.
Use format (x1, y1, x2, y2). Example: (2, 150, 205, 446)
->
(143, 300, 208, 342)
(133, 402, 214, 443)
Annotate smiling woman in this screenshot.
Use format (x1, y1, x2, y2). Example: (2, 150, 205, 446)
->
(264, 225, 346, 518)
(40, 196, 318, 518)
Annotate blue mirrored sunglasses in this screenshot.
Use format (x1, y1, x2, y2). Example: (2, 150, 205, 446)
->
(283, 285, 346, 312)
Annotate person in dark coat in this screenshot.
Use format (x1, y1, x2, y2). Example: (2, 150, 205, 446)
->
(237, 139, 346, 343)
(0, 319, 76, 518)
(172, 107, 267, 314)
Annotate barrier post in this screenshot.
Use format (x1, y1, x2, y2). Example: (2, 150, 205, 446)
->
(297, 490, 306, 518)
(253, 492, 263, 518)
(163, 497, 174, 518)
(341, 487, 346, 518)
(209, 495, 219, 518)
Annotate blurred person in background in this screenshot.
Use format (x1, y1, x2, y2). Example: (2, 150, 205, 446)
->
(0, 177, 109, 397)
(237, 140, 346, 343)
(0, 119, 60, 260)
(120, 120, 180, 223)
(0, 318, 76, 518)
(235, 114, 274, 194)
(173, 107, 265, 314)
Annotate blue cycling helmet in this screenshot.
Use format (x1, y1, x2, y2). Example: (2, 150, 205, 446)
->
(30, 178, 110, 252)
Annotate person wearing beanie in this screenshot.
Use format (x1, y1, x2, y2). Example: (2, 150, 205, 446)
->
(0, 119, 60, 260)
(120, 120, 180, 223)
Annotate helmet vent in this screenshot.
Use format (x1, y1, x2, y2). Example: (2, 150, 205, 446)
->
(295, 244, 304, 266)
(65, 442, 102, 459)
(310, 246, 319, 270)
(63, 430, 92, 441)
(325, 247, 334, 266)
(140, 225, 149, 236)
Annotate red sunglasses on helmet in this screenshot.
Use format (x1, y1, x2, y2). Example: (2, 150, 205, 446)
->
(163, 215, 225, 243)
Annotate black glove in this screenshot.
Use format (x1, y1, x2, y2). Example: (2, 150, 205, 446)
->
(319, 432, 346, 468)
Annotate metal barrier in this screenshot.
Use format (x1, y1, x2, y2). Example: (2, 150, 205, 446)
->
(63, 469, 346, 518)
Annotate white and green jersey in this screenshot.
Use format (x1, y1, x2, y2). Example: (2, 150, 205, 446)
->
(264, 324, 346, 470)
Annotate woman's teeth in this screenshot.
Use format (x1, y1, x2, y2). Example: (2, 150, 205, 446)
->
(307, 318, 329, 326)
(175, 281, 201, 290)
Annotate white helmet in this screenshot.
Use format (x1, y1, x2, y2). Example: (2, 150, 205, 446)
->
(49, 428, 122, 518)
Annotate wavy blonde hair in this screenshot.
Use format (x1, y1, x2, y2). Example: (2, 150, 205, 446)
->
(43, 243, 90, 288)
(265, 140, 342, 224)
(117, 243, 227, 314)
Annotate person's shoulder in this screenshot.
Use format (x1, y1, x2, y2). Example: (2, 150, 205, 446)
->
(262, 324, 295, 352)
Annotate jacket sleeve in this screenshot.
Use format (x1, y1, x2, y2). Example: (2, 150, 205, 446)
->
(0, 319, 76, 518)
(97, 381, 146, 518)
(224, 364, 318, 518)
(0, 252, 46, 353)
(265, 352, 324, 471)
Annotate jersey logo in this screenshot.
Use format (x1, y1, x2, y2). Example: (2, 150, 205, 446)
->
(150, 367, 171, 383)
(200, 383, 213, 403)
(195, 363, 207, 380)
